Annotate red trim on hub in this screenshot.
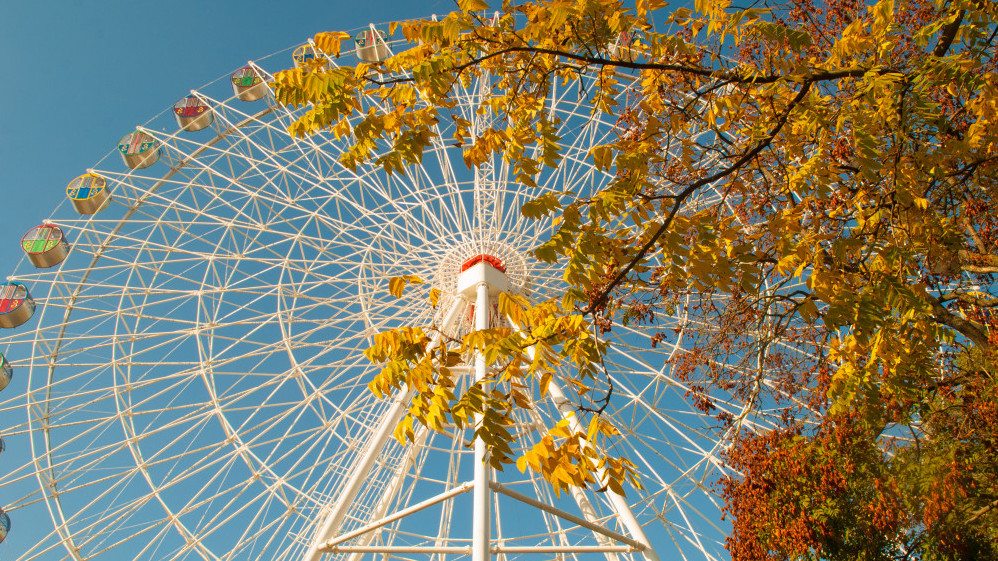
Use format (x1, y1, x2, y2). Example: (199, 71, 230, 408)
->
(460, 254, 506, 273)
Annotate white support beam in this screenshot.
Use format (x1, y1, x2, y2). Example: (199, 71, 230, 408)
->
(325, 545, 640, 555)
(345, 423, 431, 561)
(473, 279, 492, 561)
(323, 481, 475, 549)
(489, 482, 646, 550)
(304, 299, 466, 561)
(507, 316, 662, 561)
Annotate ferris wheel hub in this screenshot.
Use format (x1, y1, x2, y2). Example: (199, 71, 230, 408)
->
(432, 237, 529, 301)
(457, 255, 509, 297)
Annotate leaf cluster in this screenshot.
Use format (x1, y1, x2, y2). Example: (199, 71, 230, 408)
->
(273, 0, 998, 551)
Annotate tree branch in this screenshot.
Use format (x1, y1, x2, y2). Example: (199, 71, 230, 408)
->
(958, 250, 998, 267)
(962, 265, 998, 274)
(585, 79, 815, 314)
(366, 43, 872, 88)
(960, 216, 988, 251)
(967, 496, 998, 524)
(933, 10, 965, 57)
(929, 297, 992, 350)
(938, 291, 998, 307)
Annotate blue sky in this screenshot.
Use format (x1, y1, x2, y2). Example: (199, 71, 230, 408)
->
(0, 0, 452, 272)
(0, 0, 452, 551)
(0, 3, 727, 560)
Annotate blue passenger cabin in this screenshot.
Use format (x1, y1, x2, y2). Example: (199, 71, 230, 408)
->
(0, 507, 9, 544)
(67, 173, 112, 215)
(0, 352, 11, 392)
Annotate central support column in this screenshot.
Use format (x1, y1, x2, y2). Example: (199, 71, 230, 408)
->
(472, 280, 491, 561)
(457, 256, 509, 561)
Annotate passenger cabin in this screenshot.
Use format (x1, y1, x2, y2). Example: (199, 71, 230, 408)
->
(118, 131, 160, 169)
(231, 66, 268, 101)
(0, 351, 11, 392)
(67, 173, 112, 215)
(292, 44, 323, 68)
(174, 95, 213, 131)
(0, 283, 35, 329)
(354, 29, 390, 63)
(0, 507, 9, 544)
(21, 224, 70, 268)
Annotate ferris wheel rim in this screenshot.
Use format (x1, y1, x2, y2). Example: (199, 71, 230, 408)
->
(22, 103, 288, 559)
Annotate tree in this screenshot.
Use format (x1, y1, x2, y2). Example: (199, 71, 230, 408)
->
(272, 0, 998, 557)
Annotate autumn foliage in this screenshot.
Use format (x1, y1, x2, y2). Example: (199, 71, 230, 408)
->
(723, 371, 998, 559)
(272, 0, 998, 557)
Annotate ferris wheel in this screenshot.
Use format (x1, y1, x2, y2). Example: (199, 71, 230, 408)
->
(0, 23, 795, 561)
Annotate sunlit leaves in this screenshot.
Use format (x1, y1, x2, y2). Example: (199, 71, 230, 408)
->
(388, 275, 425, 298)
(361, 285, 632, 492)
(275, 0, 998, 529)
(313, 31, 352, 57)
(749, 20, 812, 51)
(520, 192, 562, 220)
(515, 418, 641, 497)
(590, 145, 615, 172)
(458, 0, 490, 13)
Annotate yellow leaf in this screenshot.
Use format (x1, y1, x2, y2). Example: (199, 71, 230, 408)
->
(538, 371, 553, 396)
(587, 417, 600, 442)
(314, 31, 351, 57)
(590, 145, 614, 171)
(458, 0, 489, 13)
(550, 419, 573, 438)
(388, 276, 406, 298)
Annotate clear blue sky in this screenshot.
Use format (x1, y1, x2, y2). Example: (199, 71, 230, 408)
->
(0, 0, 450, 551)
(0, 0, 453, 273)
